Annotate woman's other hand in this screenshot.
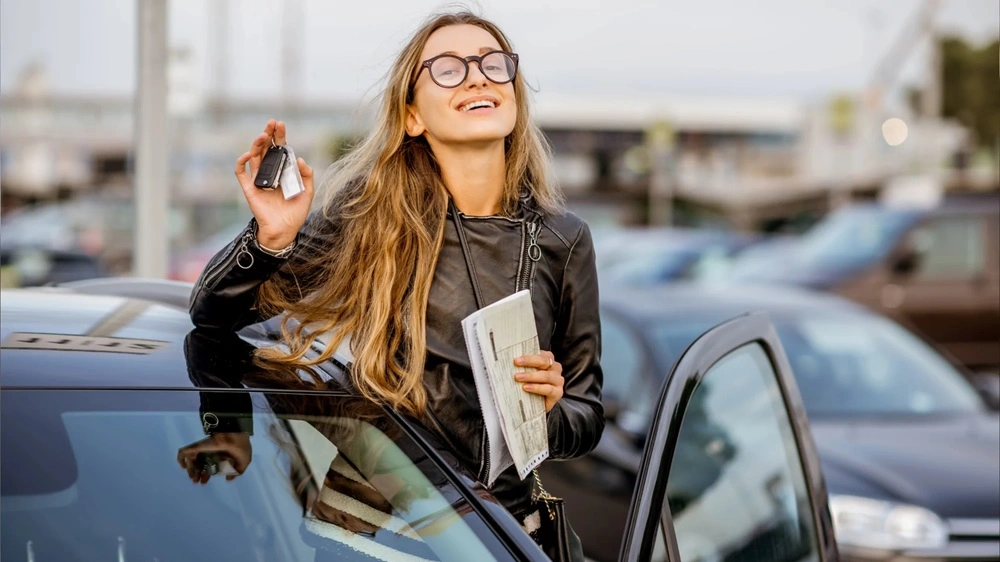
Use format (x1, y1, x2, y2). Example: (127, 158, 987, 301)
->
(514, 351, 563, 413)
(234, 119, 315, 249)
(177, 433, 252, 484)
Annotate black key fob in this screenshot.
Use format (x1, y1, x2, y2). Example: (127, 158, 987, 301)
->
(254, 145, 287, 189)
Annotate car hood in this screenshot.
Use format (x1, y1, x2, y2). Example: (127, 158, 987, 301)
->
(811, 413, 1000, 519)
(734, 260, 864, 289)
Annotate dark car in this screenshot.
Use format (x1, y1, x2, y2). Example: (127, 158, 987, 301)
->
(0, 280, 838, 561)
(725, 196, 1000, 373)
(540, 283, 999, 562)
(0, 244, 108, 287)
(594, 227, 767, 286)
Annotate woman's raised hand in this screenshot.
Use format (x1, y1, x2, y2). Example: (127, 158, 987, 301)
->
(234, 119, 315, 249)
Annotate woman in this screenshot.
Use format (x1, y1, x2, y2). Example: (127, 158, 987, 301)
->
(190, 10, 603, 558)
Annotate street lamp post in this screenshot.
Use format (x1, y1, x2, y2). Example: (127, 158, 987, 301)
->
(133, 0, 169, 279)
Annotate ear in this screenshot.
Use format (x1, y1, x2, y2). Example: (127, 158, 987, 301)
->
(405, 104, 426, 138)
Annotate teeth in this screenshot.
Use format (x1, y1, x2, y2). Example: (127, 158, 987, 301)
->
(461, 100, 496, 111)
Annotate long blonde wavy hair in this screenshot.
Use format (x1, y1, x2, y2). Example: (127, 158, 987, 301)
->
(254, 10, 564, 418)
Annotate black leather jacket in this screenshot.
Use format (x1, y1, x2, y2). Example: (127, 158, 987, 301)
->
(189, 196, 605, 515)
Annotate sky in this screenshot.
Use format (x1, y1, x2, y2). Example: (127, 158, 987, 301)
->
(1, 0, 997, 104)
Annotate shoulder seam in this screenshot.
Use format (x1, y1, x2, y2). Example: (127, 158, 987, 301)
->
(541, 217, 574, 248)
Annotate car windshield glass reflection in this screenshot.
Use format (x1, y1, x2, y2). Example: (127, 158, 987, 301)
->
(793, 207, 916, 271)
(601, 248, 700, 285)
(650, 313, 983, 418)
(774, 316, 983, 416)
(667, 343, 819, 562)
(0, 390, 500, 562)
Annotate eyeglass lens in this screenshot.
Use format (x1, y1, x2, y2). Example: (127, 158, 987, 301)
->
(429, 52, 516, 87)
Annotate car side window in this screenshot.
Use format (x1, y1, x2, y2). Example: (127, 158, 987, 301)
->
(909, 216, 985, 279)
(666, 343, 820, 562)
(600, 313, 643, 403)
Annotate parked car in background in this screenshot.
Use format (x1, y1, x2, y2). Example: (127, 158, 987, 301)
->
(540, 283, 999, 562)
(0, 280, 838, 562)
(0, 244, 107, 287)
(725, 195, 1000, 374)
(698, 234, 801, 284)
(594, 227, 768, 286)
(168, 219, 249, 282)
(0, 196, 188, 276)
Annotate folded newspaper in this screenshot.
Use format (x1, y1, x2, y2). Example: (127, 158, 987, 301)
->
(462, 290, 550, 486)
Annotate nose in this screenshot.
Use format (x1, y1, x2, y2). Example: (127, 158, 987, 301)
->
(464, 60, 490, 88)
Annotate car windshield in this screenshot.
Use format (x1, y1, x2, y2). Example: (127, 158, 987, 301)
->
(600, 246, 701, 285)
(649, 313, 984, 418)
(1, 389, 509, 562)
(704, 238, 798, 284)
(789, 206, 918, 272)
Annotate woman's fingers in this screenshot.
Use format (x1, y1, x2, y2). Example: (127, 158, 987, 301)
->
(248, 132, 270, 175)
(235, 151, 254, 194)
(513, 350, 563, 411)
(298, 158, 314, 195)
(520, 381, 564, 413)
(521, 383, 563, 397)
(515, 369, 562, 385)
(514, 351, 557, 372)
(273, 120, 287, 146)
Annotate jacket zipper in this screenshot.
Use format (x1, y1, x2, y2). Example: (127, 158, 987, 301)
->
(200, 227, 255, 290)
(479, 219, 541, 483)
(517, 220, 541, 292)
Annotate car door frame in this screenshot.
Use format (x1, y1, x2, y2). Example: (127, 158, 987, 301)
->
(887, 210, 999, 369)
(619, 312, 838, 562)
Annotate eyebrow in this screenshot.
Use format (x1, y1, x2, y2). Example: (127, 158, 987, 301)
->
(438, 46, 499, 57)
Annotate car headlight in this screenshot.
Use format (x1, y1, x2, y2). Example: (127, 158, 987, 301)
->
(829, 495, 948, 551)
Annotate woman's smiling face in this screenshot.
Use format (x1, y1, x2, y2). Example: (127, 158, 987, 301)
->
(406, 24, 517, 147)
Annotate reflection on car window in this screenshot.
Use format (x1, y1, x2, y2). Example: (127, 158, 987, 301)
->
(0, 390, 502, 562)
(775, 316, 982, 416)
(909, 217, 985, 279)
(667, 343, 819, 562)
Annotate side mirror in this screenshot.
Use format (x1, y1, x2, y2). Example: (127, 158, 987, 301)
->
(890, 246, 921, 276)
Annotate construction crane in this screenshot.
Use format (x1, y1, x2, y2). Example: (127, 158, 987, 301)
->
(864, 0, 942, 116)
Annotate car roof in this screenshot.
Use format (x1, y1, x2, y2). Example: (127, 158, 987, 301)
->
(0, 284, 350, 394)
(853, 194, 1000, 217)
(601, 282, 870, 323)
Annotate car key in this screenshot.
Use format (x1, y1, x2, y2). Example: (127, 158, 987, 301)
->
(254, 144, 287, 190)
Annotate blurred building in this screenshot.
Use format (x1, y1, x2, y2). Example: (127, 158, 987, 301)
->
(1, 64, 996, 236)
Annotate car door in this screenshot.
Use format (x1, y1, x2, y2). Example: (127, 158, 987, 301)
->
(620, 312, 838, 562)
(887, 212, 1000, 370)
(534, 308, 655, 562)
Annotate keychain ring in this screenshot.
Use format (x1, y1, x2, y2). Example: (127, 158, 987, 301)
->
(202, 412, 219, 431)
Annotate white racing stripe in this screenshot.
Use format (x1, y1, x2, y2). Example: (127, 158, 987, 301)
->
(304, 517, 437, 562)
(330, 455, 375, 490)
(317, 487, 421, 540)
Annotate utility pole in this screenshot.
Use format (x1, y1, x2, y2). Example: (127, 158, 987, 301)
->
(646, 120, 676, 226)
(281, 0, 305, 114)
(921, 22, 942, 174)
(210, 0, 229, 124)
(133, 0, 169, 278)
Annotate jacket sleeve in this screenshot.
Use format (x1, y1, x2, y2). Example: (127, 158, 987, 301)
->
(546, 221, 605, 459)
(188, 212, 332, 331)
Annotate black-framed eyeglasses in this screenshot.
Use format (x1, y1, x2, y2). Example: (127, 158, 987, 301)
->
(416, 50, 519, 89)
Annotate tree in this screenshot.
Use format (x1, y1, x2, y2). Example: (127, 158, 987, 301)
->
(932, 36, 999, 151)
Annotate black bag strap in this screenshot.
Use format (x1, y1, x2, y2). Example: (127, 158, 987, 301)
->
(449, 198, 541, 310)
(450, 200, 557, 501)
(450, 199, 487, 310)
